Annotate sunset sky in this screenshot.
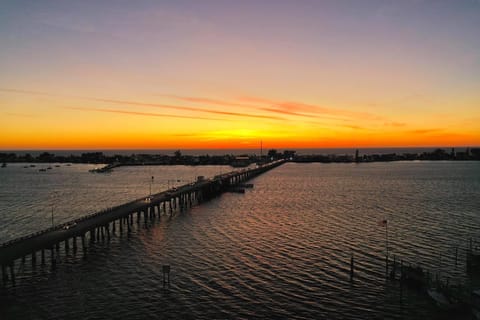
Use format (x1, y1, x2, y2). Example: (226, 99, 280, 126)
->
(1, 0, 479, 150)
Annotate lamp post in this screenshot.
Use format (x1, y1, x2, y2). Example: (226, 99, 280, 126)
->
(50, 191, 57, 227)
(150, 176, 154, 197)
(51, 205, 54, 227)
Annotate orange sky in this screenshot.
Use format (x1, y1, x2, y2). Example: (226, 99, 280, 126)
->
(1, 1, 479, 150)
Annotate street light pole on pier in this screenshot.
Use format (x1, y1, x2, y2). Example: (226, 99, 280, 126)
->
(51, 191, 56, 227)
(150, 176, 154, 197)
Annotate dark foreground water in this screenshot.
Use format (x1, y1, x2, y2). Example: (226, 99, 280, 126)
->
(0, 161, 479, 319)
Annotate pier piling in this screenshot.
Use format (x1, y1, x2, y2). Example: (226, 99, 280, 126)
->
(50, 247, 55, 267)
(350, 253, 354, 281)
(31, 252, 36, 268)
(162, 265, 170, 288)
(9, 262, 15, 284)
(455, 247, 458, 266)
(73, 236, 77, 253)
(2, 264, 7, 284)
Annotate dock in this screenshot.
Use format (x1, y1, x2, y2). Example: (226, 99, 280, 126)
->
(0, 160, 285, 285)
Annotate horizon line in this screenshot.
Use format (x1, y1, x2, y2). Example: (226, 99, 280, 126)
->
(1, 145, 478, 152)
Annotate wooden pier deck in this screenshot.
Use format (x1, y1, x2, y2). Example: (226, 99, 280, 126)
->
(0, 160, 285, 284)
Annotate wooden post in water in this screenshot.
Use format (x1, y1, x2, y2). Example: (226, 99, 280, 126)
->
(400, 259, 403, 286)
(2, 264, 7, 284)
(162, 265, 170, 288)
(385, 254, 389, 277)
(73, 236, 77, 253)
(455, 247, 458, 266)
(390, 255, 396, 280)
(81, 235, 86, 253)
(50, 247, 56, 267)
(350, 253, 354, 282)
(9, 262, 15, 284)
(31, 251, 36, 268)
(41, 249, 45, 265)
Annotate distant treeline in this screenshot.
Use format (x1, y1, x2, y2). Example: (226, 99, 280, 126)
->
(0, 148, 478, 165)
(0, 151, 251, 165)
(293, 147, 480, 163)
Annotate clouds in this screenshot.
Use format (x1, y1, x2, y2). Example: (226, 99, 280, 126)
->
(1, 88, 389, 124)
(2, 86, 479, 149)
(63, 106, 225, 121)
(408, 128, 444, 135)
(167, 95, 385, 122)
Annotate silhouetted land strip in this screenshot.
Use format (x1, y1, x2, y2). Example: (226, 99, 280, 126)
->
(294, 147, 480, 163)
(0, 148, 478, 168)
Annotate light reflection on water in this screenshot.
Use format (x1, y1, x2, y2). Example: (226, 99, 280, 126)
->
(0, 161, 479, 319)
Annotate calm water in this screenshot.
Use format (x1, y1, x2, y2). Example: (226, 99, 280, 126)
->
(0, 161, 479, 319)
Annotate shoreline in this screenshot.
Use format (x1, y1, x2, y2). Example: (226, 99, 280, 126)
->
(1, 148, 479, 167)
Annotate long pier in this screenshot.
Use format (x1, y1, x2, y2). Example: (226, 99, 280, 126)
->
(0, 160, 285, 285)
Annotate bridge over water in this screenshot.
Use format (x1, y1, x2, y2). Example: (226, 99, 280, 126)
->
(0, 160, 285, 285)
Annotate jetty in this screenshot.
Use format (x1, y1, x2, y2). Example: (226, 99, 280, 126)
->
(0, 160, 285, 285)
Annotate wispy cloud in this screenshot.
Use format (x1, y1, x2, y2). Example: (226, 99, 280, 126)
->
(168, 95, 323, 119)
(64, 106, 226, 121)
(1, 88, 390, 124)
(237, 95, 384, 121)
(0, 88, 62, 97)
(408, 128, 444, 134)
(0, 88, 285, 121)
(170, 95, 383, 121)
(2, 112, 38, 118)
(93, 98, 285, 121)
(384, 121, 406, 127)
(271, 101, 383, 121)
(342, 124, 365, 130)
(257, 107, 313, 117)
(163, 95, 255, 109)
